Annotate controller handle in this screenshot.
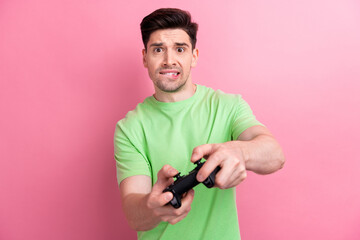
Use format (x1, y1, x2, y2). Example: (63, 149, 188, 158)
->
(203, 165, 220, 188)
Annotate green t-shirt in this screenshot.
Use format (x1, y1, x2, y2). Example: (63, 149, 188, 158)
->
(114, 85, 263, 240)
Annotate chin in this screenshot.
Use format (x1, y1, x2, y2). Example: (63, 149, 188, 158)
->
(156, 80, 187, 93)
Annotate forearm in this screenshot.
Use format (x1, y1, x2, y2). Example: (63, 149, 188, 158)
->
(239, 134, 285, 174)
(122, 193, 161, 231)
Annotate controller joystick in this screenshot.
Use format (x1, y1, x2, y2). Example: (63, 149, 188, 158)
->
(163, 160, 220, 208)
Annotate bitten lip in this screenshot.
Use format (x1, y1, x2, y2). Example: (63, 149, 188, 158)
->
(159, 69, 180, 74)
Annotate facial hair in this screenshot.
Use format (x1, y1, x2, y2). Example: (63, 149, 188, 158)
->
(153, 67, 189, 93)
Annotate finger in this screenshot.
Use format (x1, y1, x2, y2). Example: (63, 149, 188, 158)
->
(191, 144, 216, 163)
(166, 189, 194, 224)
(180, 189, 195, 207)
(152, 165, 179, 192)
(215, 160, 246, 189)
(225, 165, 247, 188)
(167, 214, 187, 225)
(157, 189, 194, 215)
(157, 165, 179, 182)
(217, 172, 245, 189)
(214, 159, 237, 189)
(196, 153, 222, 182)
(148, 191, 174, 209)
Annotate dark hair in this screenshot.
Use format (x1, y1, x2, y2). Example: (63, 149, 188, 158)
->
(140, 8, 198, 50)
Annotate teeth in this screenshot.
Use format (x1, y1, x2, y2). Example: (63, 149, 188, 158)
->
(162, 72, 178, 75)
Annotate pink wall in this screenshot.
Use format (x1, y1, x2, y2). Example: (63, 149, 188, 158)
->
(1, 1, 359, 239)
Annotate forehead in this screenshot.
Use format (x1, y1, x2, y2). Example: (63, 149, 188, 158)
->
(147, 29, 191, 47)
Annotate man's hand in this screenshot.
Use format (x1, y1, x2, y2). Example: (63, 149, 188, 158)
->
(120, 165, 195, 231)
(145, 165, 195, 225)
(191, 142, 247, 189)
(190, 126, 285, 190)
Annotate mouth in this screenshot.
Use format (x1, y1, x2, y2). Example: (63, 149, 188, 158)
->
(159, 70, 181, 79)
(159, 71, 180, 76)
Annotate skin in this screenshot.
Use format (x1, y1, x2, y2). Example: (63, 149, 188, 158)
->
(120, 28, 285, 231)
(142, 29, 199, 102)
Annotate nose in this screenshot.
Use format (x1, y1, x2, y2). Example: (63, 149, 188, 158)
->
(162, 50, 176, 66)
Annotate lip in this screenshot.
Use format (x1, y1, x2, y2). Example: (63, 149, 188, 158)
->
(159, 69, 180, 73)
(159, 69, 181, 79)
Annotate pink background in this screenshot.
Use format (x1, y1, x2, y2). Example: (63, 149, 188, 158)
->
(1, 0, 360, 239)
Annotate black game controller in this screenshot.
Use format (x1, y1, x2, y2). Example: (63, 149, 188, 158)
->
(163, 160, 221, 208)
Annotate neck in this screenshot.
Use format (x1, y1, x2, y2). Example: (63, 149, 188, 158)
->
(154, 82, 197, 102)
(154, 76, 196, 102)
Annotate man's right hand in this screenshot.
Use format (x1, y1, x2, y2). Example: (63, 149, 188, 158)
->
(120, 165, 194, 231)
(145, 165, 195, 225)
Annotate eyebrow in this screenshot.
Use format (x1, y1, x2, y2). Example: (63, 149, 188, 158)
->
(149, 42, 190, 48)
(149, 42, 163, 48)
(174, 42, 190, 47)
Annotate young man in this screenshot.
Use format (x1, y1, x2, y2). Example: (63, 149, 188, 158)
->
(114, 8, 285, 239)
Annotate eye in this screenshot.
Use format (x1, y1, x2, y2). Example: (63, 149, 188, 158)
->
(154, 48, 163, 53)
(177, 47, 185, 53)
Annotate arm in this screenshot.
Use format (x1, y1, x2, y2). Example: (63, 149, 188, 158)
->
(120, 165, 195, 231)
(236, 125, 285, 174)
(191, 125, 285, 189)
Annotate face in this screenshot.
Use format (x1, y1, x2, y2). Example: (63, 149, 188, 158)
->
(142, 29, 199, 93)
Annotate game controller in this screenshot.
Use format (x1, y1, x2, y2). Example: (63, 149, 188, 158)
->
(163, 160, 221, 208)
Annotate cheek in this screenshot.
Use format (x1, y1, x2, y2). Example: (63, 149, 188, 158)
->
(185, 58, 194, 69)
(190, 56, 197, 67)
(147, 58, 161, 70)
(145, 60, 155, 71)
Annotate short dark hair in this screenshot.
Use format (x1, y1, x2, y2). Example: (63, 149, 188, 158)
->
(140, 8, 198, 50)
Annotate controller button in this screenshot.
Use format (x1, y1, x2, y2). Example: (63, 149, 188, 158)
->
(174, 173, 181, 180)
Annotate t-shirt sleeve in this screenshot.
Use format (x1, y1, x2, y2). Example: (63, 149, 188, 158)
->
(114, 121, 151, 186)
(231, 95, 264, 140)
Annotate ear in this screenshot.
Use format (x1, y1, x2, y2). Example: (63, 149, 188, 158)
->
(142, 49, 148, 68)
(191, 48, 199, 68)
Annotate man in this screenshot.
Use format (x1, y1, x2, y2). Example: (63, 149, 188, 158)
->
(114, 8, 285, 239)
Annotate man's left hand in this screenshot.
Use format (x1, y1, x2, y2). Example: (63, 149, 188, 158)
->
(190, 141, 247, 189)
